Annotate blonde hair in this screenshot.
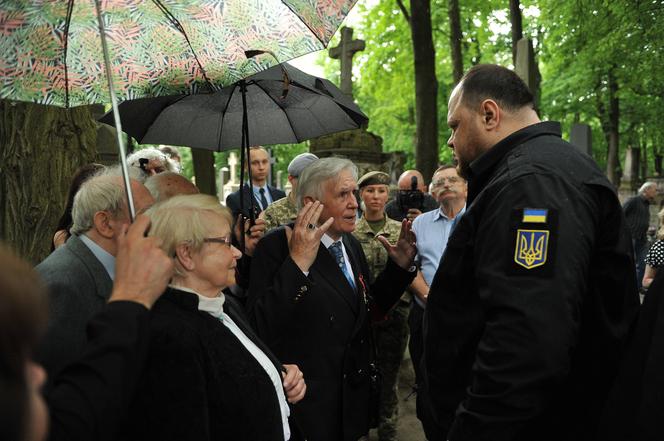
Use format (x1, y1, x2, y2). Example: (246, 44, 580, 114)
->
(146, 194, 232, 260)
(657, 207, 664, 240)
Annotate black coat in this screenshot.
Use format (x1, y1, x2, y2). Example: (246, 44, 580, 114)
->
(598, 269, 664, 441)
(247, 229, 415, 441)
(46, 301, 150, 441)
(421, 122, 640, 441)
(124, 288, 287, 441)
(226, 183, 286, 219)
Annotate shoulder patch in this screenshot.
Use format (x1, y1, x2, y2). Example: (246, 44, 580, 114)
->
(514, 229, 549, 268)
(522, 208, 548, 223)
(507, 208, 558, 276)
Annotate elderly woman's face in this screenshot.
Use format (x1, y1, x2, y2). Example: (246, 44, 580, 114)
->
(190, 214, 242, 294)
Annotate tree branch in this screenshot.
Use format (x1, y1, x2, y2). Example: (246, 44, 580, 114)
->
(395, 0, 411, 25)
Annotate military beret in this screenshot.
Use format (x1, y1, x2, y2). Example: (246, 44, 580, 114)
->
(358, 171, 391, 188)
(287, 153, 319, 177)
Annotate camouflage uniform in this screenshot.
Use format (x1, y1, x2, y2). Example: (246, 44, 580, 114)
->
(262, 195, 298, 232)
(353, 215, 411, 441)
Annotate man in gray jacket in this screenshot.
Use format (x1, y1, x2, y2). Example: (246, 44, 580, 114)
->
(36, 171, 153, 378)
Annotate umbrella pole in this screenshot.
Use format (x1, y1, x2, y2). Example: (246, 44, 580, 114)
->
(94, 0, 136, 221)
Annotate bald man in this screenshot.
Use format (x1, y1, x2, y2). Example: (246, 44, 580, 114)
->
(145, 172, 199, 202)
(385, 170, 439, 222)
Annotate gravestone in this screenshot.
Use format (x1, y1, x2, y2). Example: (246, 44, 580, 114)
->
(514, 38, 541, 112)
(570, 123, 592, 157)
(622, 147, 640, 189)
(310, 27, 405, 181)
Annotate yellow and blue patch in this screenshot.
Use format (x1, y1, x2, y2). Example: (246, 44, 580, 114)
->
(522, 208, 548, 223)
(514, 229, 549, 269)
(508, 207, 557, 276)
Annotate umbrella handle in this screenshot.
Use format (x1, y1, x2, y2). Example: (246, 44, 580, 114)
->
(94, 0, 136, 222)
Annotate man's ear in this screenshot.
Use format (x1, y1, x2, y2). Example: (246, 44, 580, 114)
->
(92, 211, 115, 239)
(174, 242, 195, 272)
(480, 99, 500, 130)
(303, 195, 316, 205)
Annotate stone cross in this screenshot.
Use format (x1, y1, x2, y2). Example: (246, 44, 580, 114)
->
(228, 151, 238, 184)
(329, 27, 365, 98)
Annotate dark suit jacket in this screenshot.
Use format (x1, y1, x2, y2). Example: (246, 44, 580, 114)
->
(247, 229, 415, 441)
(124, 288, 288, 441)
(226, 183, 286, 219)
(35, 234, 113, 378)
(47, 301, 150, 441)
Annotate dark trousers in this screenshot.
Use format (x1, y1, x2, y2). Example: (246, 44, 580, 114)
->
(408, 301, 424, 388)
(634, 239, 648, 289)
(409, 301, 447, 440)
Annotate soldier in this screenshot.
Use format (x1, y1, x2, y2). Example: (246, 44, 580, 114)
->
(353, 171, 410, 441)
(261, 152, 318, 231)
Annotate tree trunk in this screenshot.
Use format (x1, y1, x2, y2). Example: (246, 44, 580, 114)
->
(509, 0, 523, 66)
(605, 70, 621, 186)
(410, 0, 439, 183)
(448, 0, 463, 84)
(192, 148, 217, 196)
(0, 101, 98, 264)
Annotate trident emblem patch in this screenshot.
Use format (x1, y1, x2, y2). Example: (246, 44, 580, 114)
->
(514, 229, 549, 269)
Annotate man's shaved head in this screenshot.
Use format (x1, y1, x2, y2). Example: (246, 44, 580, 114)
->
(145, 172, 199, 202)
(397, 170, 427, 192)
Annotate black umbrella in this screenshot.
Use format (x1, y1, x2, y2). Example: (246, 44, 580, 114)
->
(99, 63, 368, 151)
(100, 62, 368, 226)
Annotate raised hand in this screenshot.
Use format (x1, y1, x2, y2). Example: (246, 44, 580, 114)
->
(377, 218, 417, 270)
(110, 214, 174, 309)
(282, 364, 307, 404)
(242, 216, 266, 257)
(285, 201, 333, 273)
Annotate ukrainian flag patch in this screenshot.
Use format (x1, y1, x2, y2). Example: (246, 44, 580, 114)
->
(522, 208, 548, 223)
(514, 229, 549, 269)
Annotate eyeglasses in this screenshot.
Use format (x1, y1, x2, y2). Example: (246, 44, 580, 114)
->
(203, 236, 232, 247)
(432, 176, 462, 186)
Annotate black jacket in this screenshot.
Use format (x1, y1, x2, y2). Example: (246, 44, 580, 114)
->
(421, 122, 640, 441)
(124, 288, 288, 441)
(47, 301, 150, 441)
(247, 229, 415, 441)
(226, 183, 286, 219)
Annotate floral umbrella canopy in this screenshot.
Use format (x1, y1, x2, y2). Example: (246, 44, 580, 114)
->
(0, 0, 358, 108)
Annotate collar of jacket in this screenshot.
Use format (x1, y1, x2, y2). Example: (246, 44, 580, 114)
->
(466, 121, 562, 203)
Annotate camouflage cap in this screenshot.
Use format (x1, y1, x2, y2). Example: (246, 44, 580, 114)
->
(358, 171, 391, 188)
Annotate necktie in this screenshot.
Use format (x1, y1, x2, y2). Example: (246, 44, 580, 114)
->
(328, 242, 356, 291)
(259, 187, 269, 211)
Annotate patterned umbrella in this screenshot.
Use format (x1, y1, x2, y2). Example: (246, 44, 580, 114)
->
(0, 0, 357, 219)
(0, 0, 358, 108)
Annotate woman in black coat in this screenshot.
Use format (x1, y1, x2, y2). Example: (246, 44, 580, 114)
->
(125, 194, 306, 441)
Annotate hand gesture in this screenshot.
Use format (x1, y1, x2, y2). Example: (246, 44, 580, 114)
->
(285, 201, 333, 273)
(236, 214, 266, 257)
(377, 218, 417, 270)
(110, 214, 174, 309)
(282, 364, 307, 404)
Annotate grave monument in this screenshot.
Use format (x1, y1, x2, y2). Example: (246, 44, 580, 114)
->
(309, 27, 405, 181)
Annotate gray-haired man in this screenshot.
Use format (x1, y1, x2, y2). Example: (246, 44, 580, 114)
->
(248, 157, 418, 441)
(35, 171, 153, 378)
